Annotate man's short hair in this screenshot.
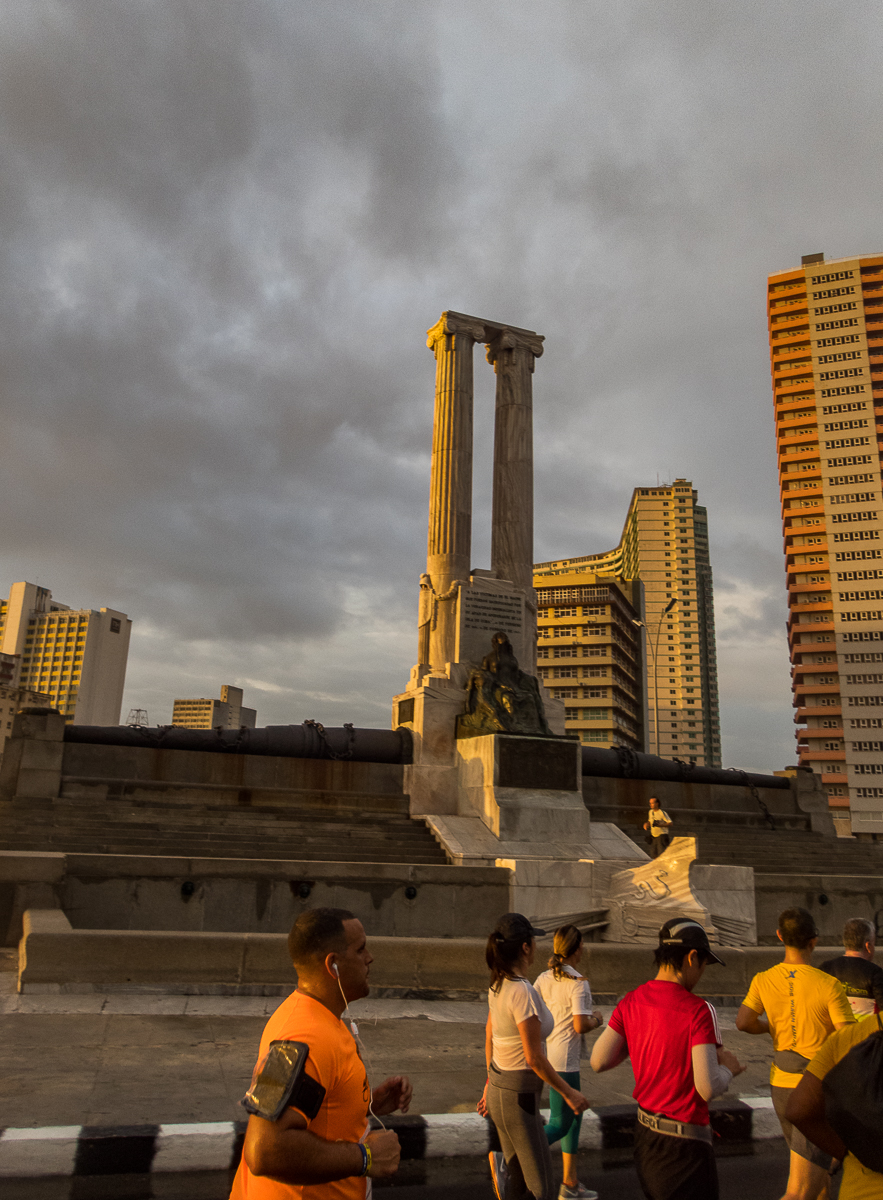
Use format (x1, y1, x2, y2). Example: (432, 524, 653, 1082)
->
(777, 907, 818, 949)
(843, 917, 875, 951)
(654, 944, 709, 970)
(288, 907, 355, 970)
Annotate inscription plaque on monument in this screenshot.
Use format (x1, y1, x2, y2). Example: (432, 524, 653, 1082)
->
(456, 587, 525, 666)
(496, 736, 580, 791)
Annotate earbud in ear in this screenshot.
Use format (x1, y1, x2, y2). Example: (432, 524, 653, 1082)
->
(332, 963, 339, 977)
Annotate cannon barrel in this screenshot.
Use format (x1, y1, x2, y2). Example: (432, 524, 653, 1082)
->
(63, 723, 412, 765)
(580, 745, 790, 789)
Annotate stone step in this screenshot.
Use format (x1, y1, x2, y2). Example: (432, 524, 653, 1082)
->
(4, 813, 436, 839)
(59, 779, 410, 813)
(0, 840, 446, 863)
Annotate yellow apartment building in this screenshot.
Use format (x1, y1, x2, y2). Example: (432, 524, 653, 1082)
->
(532, 571, 644, 750)
(535, 479, 721, 765)
(768, 251, 883, 837)
(0, 582, 130, 727)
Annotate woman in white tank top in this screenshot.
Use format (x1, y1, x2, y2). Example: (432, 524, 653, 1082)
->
(535, 925, 604, 1199)
(478, 913, 590, 1200)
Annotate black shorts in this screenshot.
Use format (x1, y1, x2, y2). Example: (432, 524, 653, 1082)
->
(771, 1085, 832, 1169)
(633, 1121, 718, 1200)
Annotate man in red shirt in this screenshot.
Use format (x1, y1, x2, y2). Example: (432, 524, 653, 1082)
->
(590, 917, 745, 1200)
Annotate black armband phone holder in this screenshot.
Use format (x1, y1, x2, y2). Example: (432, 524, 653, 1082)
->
(241, 1040, 326, 1122)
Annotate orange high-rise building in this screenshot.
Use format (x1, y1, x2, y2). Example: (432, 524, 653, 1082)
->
(768, 252, 883, 838)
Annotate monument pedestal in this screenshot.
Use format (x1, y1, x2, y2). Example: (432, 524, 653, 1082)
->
(456, 733, 589, 842)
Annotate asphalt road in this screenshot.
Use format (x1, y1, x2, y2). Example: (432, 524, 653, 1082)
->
(3, 1141, 839, 1200)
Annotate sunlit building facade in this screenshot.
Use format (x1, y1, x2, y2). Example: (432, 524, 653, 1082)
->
(0, 582, 130, 726)
(172, 684, 256, 730)
(533, 570, 644, 751)
(534, 479, 721, 765)
(768, 251, 883, 837)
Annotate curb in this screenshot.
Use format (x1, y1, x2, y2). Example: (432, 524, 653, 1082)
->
(0, 1100, 781, 1178)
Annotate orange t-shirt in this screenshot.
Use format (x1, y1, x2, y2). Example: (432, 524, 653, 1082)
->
(230, 991, 370, 1200)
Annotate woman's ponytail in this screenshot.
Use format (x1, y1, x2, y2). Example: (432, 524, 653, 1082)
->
(548, 924, 583, 978)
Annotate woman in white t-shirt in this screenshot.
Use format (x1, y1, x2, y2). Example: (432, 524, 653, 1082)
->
(478, 913, 590, 1200)
(535, 926, 604, 1200)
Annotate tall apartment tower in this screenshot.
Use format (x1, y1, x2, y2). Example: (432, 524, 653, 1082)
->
(0, 582, 131, 725)
(768, 251, 883, 838)
(531, 570, 644, 751)
(534, 479, 721, 765)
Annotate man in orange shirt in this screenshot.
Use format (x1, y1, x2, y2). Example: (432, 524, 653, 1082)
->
(230, 908, 412, 1199)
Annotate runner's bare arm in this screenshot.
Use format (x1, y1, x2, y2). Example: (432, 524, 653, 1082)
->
(734, 1004, 768, 1035)
(519, 1014, 590, 1114)
(372, 1076, 412, 1114)
(243, 1109, 400, 1182)
(589, 1025, 629, 1073)
(785, 1072, 847, 1162)
(477, 1012, 493, 1116)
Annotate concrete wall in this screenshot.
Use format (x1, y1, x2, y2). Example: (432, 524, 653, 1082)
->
(0, 711, 409, 809)
(19, 911, 883, 996)
(582, 769, 833, 835)
(754, 873, 883, 946)
(0, 852, 509, 944)
(60, 743, 407, 805)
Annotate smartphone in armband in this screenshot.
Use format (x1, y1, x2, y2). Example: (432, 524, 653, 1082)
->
(241, 1041, 326, 1122)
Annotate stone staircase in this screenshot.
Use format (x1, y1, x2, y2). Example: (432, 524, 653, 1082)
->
(0, 777, 448, 865)
(611, 815, 883, 876)
(691, 827, 883, 875)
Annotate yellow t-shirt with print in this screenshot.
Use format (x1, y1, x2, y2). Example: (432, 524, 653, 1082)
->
(806, 1017, 883, 1200)
(742, 962, 855, 1087)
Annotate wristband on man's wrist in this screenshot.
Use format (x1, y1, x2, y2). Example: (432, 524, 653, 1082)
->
(358, 1143, 372, 1176)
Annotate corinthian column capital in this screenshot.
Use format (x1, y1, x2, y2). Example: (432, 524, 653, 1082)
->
(426, 311, 487, 354)
(485, 326, 545, 369)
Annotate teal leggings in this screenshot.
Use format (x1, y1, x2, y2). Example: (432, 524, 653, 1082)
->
(544, 1070, 583, 1154)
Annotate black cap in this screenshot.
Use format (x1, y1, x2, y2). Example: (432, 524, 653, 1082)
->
(658, 917, 725, 966)
(492, 913, 547, 943)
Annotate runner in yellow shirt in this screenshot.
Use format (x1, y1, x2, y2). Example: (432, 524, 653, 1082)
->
(736, 907, 854, 1200)
(786, 1016, 883, 1200)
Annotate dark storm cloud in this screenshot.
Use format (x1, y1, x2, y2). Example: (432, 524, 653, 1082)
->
(0, 0, 452, 662)
(2, 1, 882, 762)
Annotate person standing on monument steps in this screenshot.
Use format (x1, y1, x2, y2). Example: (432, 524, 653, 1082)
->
(736, 906, 855, 1200)
(643, 798, 672, 859)
(230, 907, 412, 1200)
(535, 924, 604, 1200)
(590, 917, 745, 1200)
(478, 913, 590, 1200)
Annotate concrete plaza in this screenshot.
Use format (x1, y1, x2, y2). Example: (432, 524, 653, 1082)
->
(1, 948, 780, 1128)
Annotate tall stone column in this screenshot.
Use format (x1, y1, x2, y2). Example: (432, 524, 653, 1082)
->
(486, 327, 544, 592)
(423, 312, 486, 671)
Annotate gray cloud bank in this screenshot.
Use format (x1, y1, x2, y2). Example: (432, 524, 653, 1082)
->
(1, 1, 881, 772)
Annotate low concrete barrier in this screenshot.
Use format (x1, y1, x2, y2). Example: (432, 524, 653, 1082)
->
(0, 851, 511, 945)
(18, 910, 883, 997)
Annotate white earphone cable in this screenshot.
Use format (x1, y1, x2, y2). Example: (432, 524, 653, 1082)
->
(334, 965, 387, 1130)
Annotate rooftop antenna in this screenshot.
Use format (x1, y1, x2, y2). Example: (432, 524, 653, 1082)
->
(126, 708, 149, 728)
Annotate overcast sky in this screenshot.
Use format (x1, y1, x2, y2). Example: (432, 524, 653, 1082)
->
(2, 1, 881, 773)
